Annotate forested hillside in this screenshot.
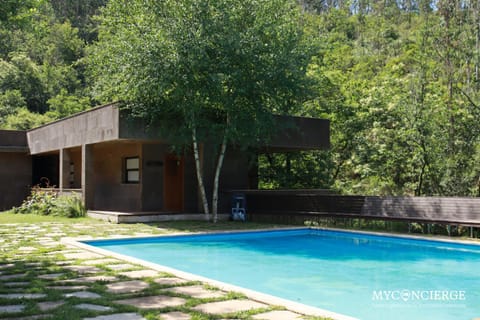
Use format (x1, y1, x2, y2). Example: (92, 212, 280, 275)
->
(0, 0, 105, 129)
(1, 0, 479, 197)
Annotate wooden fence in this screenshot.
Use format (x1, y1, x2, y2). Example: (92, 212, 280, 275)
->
(239, 190, 480, 227)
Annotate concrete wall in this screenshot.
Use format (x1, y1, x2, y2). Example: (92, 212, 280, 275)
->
(0, 130, 31, 210)
(92, 141, 142, 211)
(27, 104, 120, 154)
(0, 152, 31, 210)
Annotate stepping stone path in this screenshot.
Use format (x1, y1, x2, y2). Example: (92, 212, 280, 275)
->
(119, 269, 158, 278)
(38, 272, 65, 279)
(115, 295, 186, 309)
(252, 310, 304, 320)
(106, 280, 150, 294)
(0, 274, 25, 280)
(4, 281, 29, 287)
(63, 291, 102, 299)
(153, 277, 188, 286)
(74, 303, 113, 312)
(105, 263, 135, 271)
(84, 313, 145, 320)
(82, 258, 122, 265)
(166, 285, 226, 299)
(63, 251, 104, 260)
(64, 265, 102, 273)
(160, 311, 191, 320)
(37, 301, 65, 311)
(47, 285, 89, 291)
(0, 304, 25, 313)
(0, 293, 46, 299)
(0, 221, 310, 320)
(63, 275, 117, 283)
(192, 299, 268, 314)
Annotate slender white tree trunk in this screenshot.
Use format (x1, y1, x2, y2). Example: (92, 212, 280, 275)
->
(192, 126, 210, 220)
(212, 135, 228, 223)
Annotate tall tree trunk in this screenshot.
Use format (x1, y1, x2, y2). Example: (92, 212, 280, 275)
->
(212, 134, 228, 223)
(192, 126, 210, 220)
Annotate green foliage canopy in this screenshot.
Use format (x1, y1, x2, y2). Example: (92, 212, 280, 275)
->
(88, 0, 316, 149)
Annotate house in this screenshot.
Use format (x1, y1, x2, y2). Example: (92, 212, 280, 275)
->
(0, 103, 329, 214)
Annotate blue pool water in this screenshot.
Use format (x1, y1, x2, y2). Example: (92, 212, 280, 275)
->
(84, 229, 480, 320)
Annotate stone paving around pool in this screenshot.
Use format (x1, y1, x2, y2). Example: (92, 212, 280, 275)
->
(0, 222, 310, 320)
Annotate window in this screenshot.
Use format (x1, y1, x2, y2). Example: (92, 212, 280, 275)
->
(125, 157, 140, 183)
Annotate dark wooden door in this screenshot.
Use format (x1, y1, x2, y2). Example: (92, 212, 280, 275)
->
(163, 154, 184, 212)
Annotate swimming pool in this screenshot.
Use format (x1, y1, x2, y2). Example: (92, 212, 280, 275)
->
(82, 228, 480, 320)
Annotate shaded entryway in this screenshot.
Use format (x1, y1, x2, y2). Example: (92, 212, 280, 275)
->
(32, 154, 59, 187)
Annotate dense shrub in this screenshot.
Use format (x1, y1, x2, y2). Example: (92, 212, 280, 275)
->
(13, 187, 86, 218)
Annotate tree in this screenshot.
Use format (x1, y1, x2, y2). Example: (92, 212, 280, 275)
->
(88, 0, 316, 221)
(0, 0, 94, 129)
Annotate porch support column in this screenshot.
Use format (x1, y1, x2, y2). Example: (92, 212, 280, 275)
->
(81, 144, 94, 210)
(59, 148, 71, 192)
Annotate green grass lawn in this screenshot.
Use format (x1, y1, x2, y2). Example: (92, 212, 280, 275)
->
(0, 211, 94, 224)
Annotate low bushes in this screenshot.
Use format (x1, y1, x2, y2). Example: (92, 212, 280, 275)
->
(13, 187, 86, 218)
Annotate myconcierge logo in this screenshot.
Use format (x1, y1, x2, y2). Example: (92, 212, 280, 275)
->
(372, 289, 466, 302)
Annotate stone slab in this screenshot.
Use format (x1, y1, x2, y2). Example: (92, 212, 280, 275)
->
(153, 277, 188, 287)
(114, 295, 186, 309)
(63, 291, 101, 299)
(106, 280, 150, 294)
(3, 315, 50, 320)
(74, 303, 113, 312)
(4, 282, 29, 287)
(159, 311, 191, 320)
(38, 273, 65, 280)
(83, 313, 145, 320)
(63, 252, 104, 260)
(192, 299, 268, 315)
(17, 246, 38, 252)
(64, 265, 102, 274)
(0, 293, 46, 299)
(167, 285, 225, 299)
(105, 264, 135, 271)
(0, 274, 25, 280)
(47, 285, 89, 291)
(63, 275, 117, 283)
(119, 270, 158, 278)
(0, 304, 25, 313)
(252, 310, 303, 320)
(37, 300, 65, 311)
(82, 259, 122, 265)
